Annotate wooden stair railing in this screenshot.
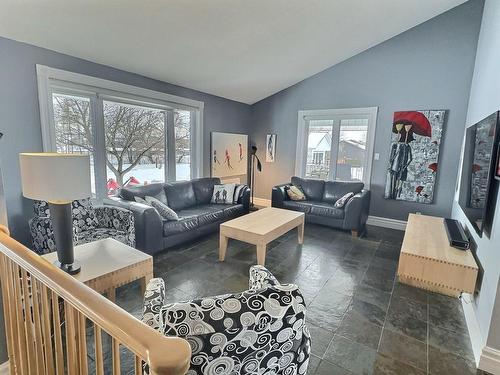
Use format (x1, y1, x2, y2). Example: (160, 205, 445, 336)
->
(0, 225, 191, 375)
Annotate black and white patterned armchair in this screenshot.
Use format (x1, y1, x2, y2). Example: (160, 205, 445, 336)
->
(142, 266, 311, 375)
(29, 199, 135, 254)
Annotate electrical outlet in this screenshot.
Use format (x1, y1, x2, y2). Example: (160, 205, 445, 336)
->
(374, 153, 380, 160)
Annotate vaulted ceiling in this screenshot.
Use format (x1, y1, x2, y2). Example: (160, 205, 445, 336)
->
(0, 0, 466, 104)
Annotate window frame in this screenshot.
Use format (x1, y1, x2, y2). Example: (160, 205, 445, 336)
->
(36, 65, 204, 199)
(295, 107, 378, 188)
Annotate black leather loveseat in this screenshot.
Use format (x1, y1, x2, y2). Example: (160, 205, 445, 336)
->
(272, 176, 370, 236)
(108, 178, 250, 254)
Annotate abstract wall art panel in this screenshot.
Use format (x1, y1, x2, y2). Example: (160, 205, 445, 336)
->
(384, 110, 447, 204)
(266, 134, 276, 163)
(211, 132, 248, 178)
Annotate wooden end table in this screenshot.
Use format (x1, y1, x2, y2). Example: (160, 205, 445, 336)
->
(42, 238, 153, 302)
(219, 207, 305, 266)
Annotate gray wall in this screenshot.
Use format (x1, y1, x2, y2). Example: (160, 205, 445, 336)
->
(0, 36, 252, 246)
(451, 0, 500, 353)
(250, 0, 483, 221)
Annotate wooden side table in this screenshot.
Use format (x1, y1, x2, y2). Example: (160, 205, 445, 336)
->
(42, 238, 153, 302)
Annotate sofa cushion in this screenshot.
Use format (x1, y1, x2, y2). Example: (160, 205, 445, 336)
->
(223, 204, 245, 219)
(119, 183, 168, 205)
(164, 181, 197, 211)
(192, 177, 220, 204)
(291, 177, 325, 201)
(323, 181, 364, 204)
(163, 216, 199, 237)
(310, 202, 345, 219)
(176, 205, 226, 226)
(282, 200, 313, 214)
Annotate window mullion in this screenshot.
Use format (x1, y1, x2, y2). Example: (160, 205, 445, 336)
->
(329, 119, 341, 181)
(92, 94, 107, 201)
(165, 109, 176, 181)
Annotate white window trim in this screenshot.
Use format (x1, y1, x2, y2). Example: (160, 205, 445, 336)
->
(36, 65, 204, 194)
(295, 107, 378, 188)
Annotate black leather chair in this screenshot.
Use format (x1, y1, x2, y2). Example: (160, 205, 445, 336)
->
(272, 176, 370, 236)
(109, 178, 250, 254)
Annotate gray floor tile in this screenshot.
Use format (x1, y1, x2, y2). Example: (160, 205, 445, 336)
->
(336, 311, 383, 349)
(315, 359, 353, 374)
(324, 335, 377, 375)
(373, 354, 426, 375)
(378, 328, 427, 371)
(308, 323, 335, 358)
(429, 324, 475, 362)
(428, 345, 477, 375)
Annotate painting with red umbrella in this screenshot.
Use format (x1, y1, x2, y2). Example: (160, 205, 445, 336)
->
(385, 110, 446, 203)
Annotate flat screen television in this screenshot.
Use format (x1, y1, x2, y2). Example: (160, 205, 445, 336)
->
(458, 111, 500, 236)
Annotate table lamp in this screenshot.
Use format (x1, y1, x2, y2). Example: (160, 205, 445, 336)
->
(19, 153, 91, 274)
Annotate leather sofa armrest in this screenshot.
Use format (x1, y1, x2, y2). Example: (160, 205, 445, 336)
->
(106, 198, 163, 254)
(271, 183, 289, 208)
(237, 185, 251, 213)
(343, 189, 371, 231)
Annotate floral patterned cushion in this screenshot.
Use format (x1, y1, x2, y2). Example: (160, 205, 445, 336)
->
(142, 266, 311, 375)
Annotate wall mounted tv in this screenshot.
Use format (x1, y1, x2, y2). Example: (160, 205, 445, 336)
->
(458, 111, 500, 237)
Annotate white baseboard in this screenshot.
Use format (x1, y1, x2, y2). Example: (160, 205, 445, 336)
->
(479, 346, 500, 374)
(461, 293, 484, 366)
(366, 215, 407, 231)
(253, 198, 271, 207)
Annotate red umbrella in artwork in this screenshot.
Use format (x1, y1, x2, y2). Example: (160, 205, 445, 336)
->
(428, 163, 438, 173)
(392, 111, 432, 137)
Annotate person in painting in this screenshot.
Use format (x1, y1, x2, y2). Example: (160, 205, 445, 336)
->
(222, 188, 228, 203)
(387, 111, 431, 199)
(213, 150, 221, 165)
(214, 190, 221, 203)
(238, 143, 243, 161)
(225, 149, 233, 169)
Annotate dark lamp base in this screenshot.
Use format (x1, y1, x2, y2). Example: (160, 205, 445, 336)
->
(54, 260, 81, 275)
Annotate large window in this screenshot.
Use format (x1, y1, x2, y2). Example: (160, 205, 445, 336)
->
(38, 66, 203, 199)
(296, 108, 377, 187)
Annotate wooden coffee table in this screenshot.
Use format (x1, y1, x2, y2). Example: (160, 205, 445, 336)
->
(42, 238, 153, 302)
(219, 207, 305, 266)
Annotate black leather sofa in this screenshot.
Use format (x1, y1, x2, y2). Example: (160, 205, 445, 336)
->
(272, 176, 370, 236)
(108, 178, 250, 254)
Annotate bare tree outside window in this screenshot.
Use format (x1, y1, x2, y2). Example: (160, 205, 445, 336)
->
(53, 93, 193, 193)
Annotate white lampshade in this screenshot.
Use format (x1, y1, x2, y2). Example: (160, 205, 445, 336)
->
(19, 153, 91, 203)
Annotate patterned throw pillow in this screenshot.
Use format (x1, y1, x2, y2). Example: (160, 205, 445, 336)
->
(334, 192, 355, 208)
(286, 185, 306, 201)
(211, 183, 236, 204)
(232, 184, 248, 204)
(145, 196, 179, 221)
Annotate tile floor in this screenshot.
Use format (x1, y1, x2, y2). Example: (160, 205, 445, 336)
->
(112, 223, 481, 375)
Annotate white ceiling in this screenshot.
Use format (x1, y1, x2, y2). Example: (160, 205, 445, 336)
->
(0, 0, 466, 104)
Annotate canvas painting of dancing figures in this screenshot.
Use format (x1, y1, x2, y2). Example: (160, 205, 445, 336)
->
(211, 132, 248, 178)
(385, 110, 446, 204)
